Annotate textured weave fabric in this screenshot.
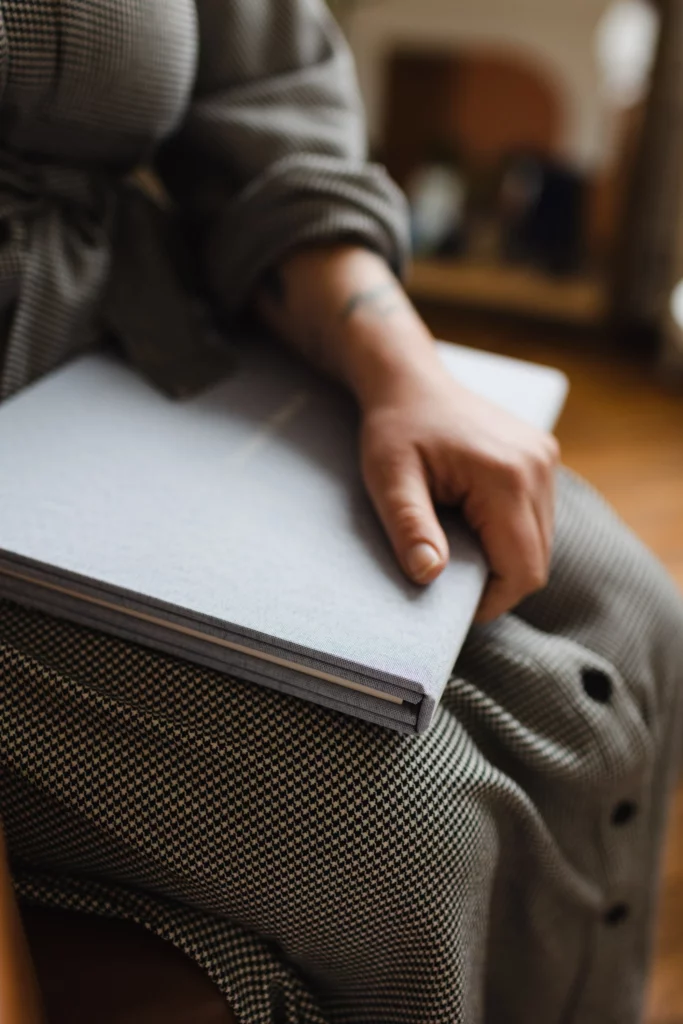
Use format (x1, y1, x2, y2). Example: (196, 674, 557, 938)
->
(0, 3, 682, 1023)
(0, 0, 408, 398)
(2, 470, 683, 1024)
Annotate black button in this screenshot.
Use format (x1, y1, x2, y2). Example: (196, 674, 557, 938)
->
(604, 903, 630, 926)
(612, 801, 638, 827)
(581, 668, 612, 704)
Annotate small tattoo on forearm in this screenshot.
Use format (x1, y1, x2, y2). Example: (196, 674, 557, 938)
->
(340, 283, 402, 323)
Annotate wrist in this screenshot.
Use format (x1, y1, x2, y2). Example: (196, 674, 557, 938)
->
(340, 317, 441, 411)
(284, 246, 441, 409)
(259, 243, 442, 408)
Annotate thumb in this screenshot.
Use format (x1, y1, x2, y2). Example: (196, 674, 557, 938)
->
(364, 448, 449, 584)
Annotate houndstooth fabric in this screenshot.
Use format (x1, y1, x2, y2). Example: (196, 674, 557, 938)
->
(0, 0, 408, 399)
(0, 2, 682, 1023)
(2, 469, 683, 1024)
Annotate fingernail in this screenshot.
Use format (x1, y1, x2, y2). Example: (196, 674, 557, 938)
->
(406, 542, 442, 582)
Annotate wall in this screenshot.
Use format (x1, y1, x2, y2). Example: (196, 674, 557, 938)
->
(346, 0, 620, 171)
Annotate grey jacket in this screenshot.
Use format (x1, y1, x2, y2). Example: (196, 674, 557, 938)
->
(0, 0, 409, 399)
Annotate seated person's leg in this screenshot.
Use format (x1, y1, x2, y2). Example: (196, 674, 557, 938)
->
(1, 466, 682, 1024)
(451, 467, 683, 1023)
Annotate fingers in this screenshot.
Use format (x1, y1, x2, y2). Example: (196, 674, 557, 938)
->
(470, 440, 558, 623)
(529, 436, 560, 564)
(363, 447, 449, 585)
(361, 398, 559, 612)
(474, 491, 548, 623)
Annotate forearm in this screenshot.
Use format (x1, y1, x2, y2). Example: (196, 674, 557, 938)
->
(0, 829, 44, 1024)
(257, 242, 558, 607)
(257, 245, 442, 408)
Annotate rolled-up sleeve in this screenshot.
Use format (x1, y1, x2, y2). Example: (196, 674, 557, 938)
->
(157, 0, 410, 314)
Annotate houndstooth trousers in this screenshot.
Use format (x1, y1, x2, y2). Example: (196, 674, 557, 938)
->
(2, 469, 683, 1024)
(1, 2, 683, 1023)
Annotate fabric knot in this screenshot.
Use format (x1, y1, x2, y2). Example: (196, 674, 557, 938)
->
(0, 154, 234, 401)
(0, 150, 116, 399)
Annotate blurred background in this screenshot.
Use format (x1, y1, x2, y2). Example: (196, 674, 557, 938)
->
(329, 1, 683, 1021)
(330, 0, 683, 370)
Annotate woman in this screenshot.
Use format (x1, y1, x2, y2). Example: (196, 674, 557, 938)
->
(1, 2, 682, 1022)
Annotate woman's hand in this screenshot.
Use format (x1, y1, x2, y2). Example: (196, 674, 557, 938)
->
(258, 245, 560, 622)
(359, 360, 559, 622)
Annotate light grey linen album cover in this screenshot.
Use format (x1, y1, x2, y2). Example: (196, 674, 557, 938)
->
(0, 339, 567, 734)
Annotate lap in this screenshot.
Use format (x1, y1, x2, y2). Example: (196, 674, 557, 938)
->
(1, 467, 682, 1023)
(517, 469, 683, 711)
(1, 469, 681, 880)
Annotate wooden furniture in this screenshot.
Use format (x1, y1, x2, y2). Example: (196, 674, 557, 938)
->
(382, 44, 647, 329)
(23, 909, 236, 1024)
(383, 49, 562, 189)
(407, 259, 608, 326)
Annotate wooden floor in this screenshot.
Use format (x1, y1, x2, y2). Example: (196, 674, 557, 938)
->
(420, 308, 683, 1024)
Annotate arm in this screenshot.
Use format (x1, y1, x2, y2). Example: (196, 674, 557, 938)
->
(259, 245, 560, 622)
(158, 0, 409, 316)
(0, 827, 44, 1024)
(164, 0, 559, 619)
